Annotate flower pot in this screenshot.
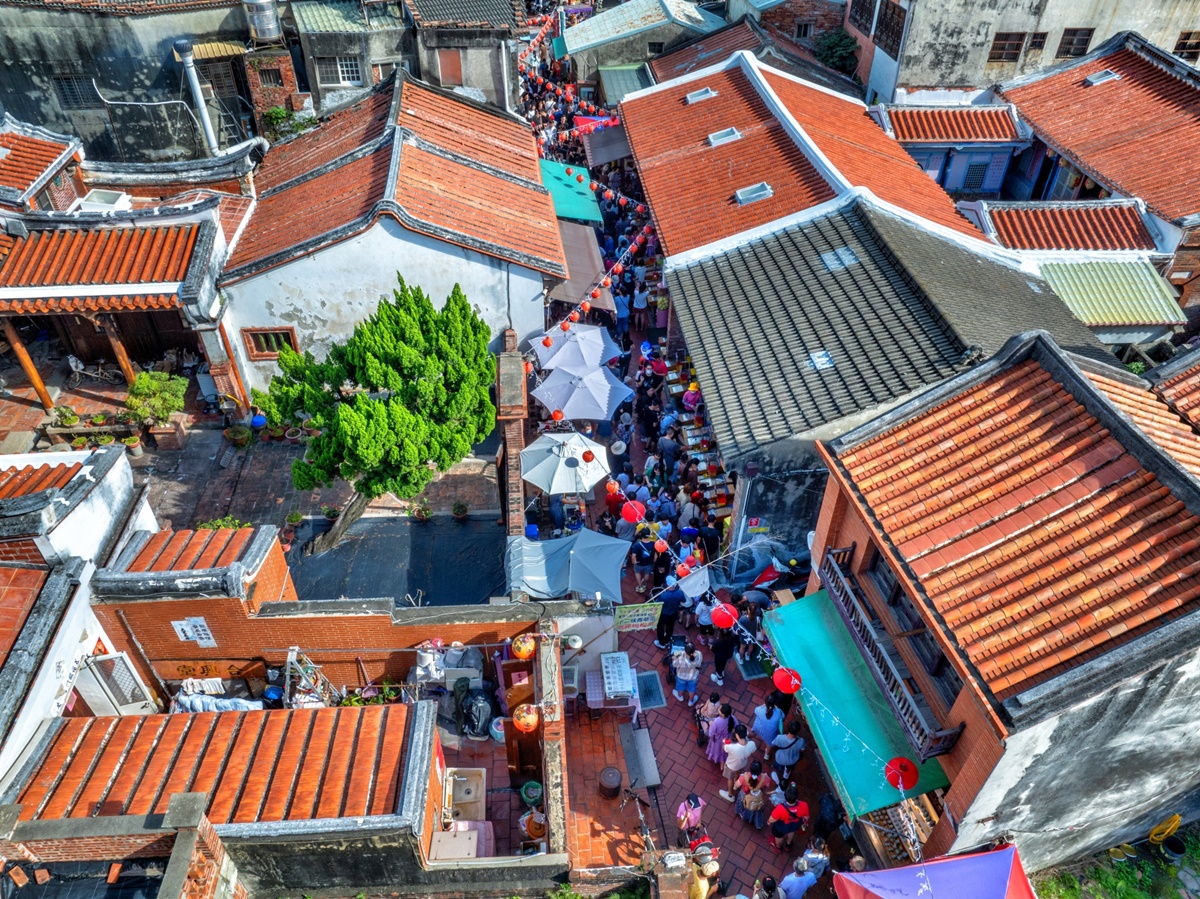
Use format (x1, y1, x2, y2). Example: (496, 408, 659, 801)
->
(280, 540, 293, 553)
(412, 510, 431, 522)
(259, 429, 272, 443)
(324, 509, 340, 521)
(71, 438, 89, 450)
(124, 438, 143, 457)
(271, 429, 286, 441)
(281, 525, 296, 542)
(285, 427, 302, 445)
(302, 420, 320, 437)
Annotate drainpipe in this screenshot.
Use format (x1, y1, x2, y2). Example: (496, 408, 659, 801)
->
(174, 38, 220, 157)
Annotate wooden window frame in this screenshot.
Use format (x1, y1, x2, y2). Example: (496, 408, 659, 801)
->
(1056, 27, 1094, 59)
(1027, 32, 1047, 51)
(873, 0, 906, 59)
(988, 31, 1025, 62)
(242, 327, 299, 361)
(1175, 30, 1200, 61)
(848, 0, 874, 34)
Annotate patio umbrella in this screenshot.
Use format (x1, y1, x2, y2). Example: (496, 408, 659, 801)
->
(505, 528, 631, 604)
(532, 366, 633, 422)
(834, 846, 1036, 899)
(533, 323, 622, 375)
(520, 431, 610, 494)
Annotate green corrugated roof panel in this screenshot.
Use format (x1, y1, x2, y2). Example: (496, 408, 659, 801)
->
(1041, 260, 1185, 327)
(763, 591, 949, 819)
(293, 0, 403, 32)
(598, 64, 652, 105)
(538, 159, 603, 223)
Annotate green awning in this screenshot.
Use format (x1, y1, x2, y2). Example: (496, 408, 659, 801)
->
(538, 160, 603, 223)
(598, 64, 651, 106)
(763, 591, 949, 819)
(552, 35, 568, 59)
(1041, 260, 1185, 327)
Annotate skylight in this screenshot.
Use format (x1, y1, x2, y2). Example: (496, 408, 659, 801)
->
(808, 350, 835, 371)
(708, 127, 742, 147)
(735, 182, 773, 205)
(686, 86, 718, 104)
(1085, 70, 1121, 86)
(821, 247, 860, 272)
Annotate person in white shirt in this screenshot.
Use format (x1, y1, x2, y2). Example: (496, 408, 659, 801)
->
(719, 724, 757, 801)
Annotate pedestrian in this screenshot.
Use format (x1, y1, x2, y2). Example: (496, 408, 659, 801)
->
(614, 290, 630, 346)
(655, 577, 685, 647)
(705, 703, 737, 766)
(747, 875, 779, 899)
(719, 724, 757, 801)
(700, 514, 722, 566)
(801, 837, 830, 880)
(770, 720, 806, 782)
(780, 858, 817, 899)
(733, 760, 772, 829)
(690, 846, 722, 899)
(677, 791, 706, 840)
(652, 542, 673, 591)
(597, 508, 617, 537)
(711, 626, 737, 686)
(768, 786, 809, 853)
(696, 594, 715, 645)
(615, 506, 639, 542)
(630, 528, 655, 593)
(751, 694, 784, 748)
(696, 690, 722, 741)
(672, 640, 703, 705)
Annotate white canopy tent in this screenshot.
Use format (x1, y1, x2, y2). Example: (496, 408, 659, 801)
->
(505, 528, 632, 604)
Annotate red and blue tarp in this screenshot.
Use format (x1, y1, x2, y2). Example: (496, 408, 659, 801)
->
(834, 846, 1036, 899)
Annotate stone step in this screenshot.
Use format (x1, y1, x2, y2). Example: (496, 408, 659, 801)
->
(618, 721, 661, 788)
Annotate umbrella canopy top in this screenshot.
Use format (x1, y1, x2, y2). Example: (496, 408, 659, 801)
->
(532, 365, 634, 421)
(505, 528, 632, 603)
(533, 323, 623, 375)
(520, 431, 611, 494)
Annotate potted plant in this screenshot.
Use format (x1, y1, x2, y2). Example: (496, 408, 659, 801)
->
(224, 424, 252, 448)
(271, 426, 286, 441)
(286, 511, 304, 526)
(259, 426, 273, 443)
(56, 406, 79, 428)
(282, 510, 303, 542)
(116, 410, 139, 425)
(71, 436, 89, 450)
(122, 435, 143, 457)
(322, 504, 341, 521)
(90, 413, 108, 427)
(126, 372, 189, 451)
(452, 500, 469, 521)
(285, 426, 303, 445)
(95, 434, 115, 446)
(302, 418, 320, 437)
(411, 498, 432, 522)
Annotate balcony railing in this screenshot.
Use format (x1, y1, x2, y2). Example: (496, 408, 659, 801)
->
(819, 549, 963, 761)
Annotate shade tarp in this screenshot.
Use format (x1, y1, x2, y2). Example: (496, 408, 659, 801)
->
(549, 221, 614, 311)
(763, 591, 949, 819)
(539, 160, 604, 224)
(582, 123, 631, 167)
(833, 846, 1036, 899)
(506, 528, 632, 603)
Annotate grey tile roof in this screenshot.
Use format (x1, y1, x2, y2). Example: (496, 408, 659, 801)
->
(293, 0, 404, 32)
(669, 203, 965, 462)
(402, 0, 517, 29)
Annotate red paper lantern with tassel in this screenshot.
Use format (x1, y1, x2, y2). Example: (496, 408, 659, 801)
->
(582, 450, 595, 463)
(551, 410, 564, 421)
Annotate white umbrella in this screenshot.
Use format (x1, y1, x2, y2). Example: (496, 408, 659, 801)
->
(532, 366, 634, 422)
(520, 431, 610, 494)
(534, 323, 623, 375)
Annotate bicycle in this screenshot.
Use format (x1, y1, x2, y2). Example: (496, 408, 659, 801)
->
(621, 779, 659, 871)
(66, 355, 122, 390)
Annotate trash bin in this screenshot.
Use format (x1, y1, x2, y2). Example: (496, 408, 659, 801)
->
(599, 767, 621, 799)
(489, 717, 505, 743)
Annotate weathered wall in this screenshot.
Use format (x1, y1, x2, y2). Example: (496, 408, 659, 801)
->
(415, 30, 516, 109)
(0, 5, 252, 160)
(572, 23, 700, 83)
(297, 28, 413, 111)
(728, 463, 828, 579)
(758, 0, 846, 44)
(220, 217, 546, 391)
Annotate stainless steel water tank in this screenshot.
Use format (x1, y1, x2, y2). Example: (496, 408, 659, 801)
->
(243, 0, 282, 42)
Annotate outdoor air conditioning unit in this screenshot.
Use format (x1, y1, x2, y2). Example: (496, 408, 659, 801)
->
(73, 189, 133, 213)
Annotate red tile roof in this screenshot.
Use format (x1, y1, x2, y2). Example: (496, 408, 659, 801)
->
(0, 463, 80, 498)
(1000, 45, 1200, 222)
(17, 705, 409, 823)
(255, 88, 394, 192)
(831, 352, 1200, 698)
(0, 131, 72, 196)
(984, 201, 1157, 251)
(0, 567, 50, 672)
(1085, 369, 1200, 477)
(648, 21, 760, 82)
(1154, 357, 1200, 430)
(621, 57, 978, 256)
(0, 294, 181, 314)
(0, 226, 199, 288)
(886, 106, 1020, 143)
(127, 528, 255, 572)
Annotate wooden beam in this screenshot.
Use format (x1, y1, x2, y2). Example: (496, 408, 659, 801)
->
(101, 316, 137, 386)
(1, 318, 54, 412)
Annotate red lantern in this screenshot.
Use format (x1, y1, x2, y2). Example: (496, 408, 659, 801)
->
(606, 480, 620, 495)
(603, 190, 614, 200)
(512, 633, 537, 659)
(551, 409, 564, 421)
(580, 300, 592, 313)
(772, 667, 802, 695)
(621, 500, 645, 523)
(618, 197, 628, 207)
(542, 335, 554, 347)
(555, 88, 563, 97)
(597, 109, 607, 116)
(576, 174, 585, 183)
(518, 65, 526, 74)
(582, 449, 595, 463)
(885, 757, 919, 792)
(570, 129, 579, 138)
(589, 181, 599, 191)
(676, 563, 691, 578)
(523, 361, 533, 375)
(637, 204, 646, 215)
(711, 602, 739, 629)
(537, 76, 544, 84)
(512, 703, 540, 733)
(591, 288, 601, 299)
(559, 320, 571, 331)
(655, 539, 668, 553)
(558, 132, 568, 143)
(612, 263, 624, 275)
(643, 225, 653, 235)
(601, 277, 611, 287)
(565, 167, 574, 175)
(684, 554, 697, 567)
(568, 310, 580, 322)
(635, 235, 646, 246)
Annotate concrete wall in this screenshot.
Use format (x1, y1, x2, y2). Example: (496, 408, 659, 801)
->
(572, 23, 700, 83)
(0, 5, 253, 160)
(759, 0, 846, 43)
(220, 217, 546, 391)
(297, 27, 414, 111)
(415, 30, 516, 109)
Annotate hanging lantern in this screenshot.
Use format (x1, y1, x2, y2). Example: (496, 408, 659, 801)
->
(537, 76, 544, 84)
(559, 320, 571, 331)
(568, 310, 580, 322)
(512, 633, 537, 659)
(570, 129, 579, 138)
(523, 360, 533, 375)
(621, 500, 646, 523)
(711, 602, 739, 629)
(772, 667, 802, 695)
(580, 300, 592, 313)
(676, 563, 691, 578)
(612, 263, 624, 275)
(655, 539, 668, 553)
(558, 133, 568, 143)
(618, 197, 628, 207)
(603, 189, 615, 200)
(542, 335, 554, 347)
(551, 409, 564, 421)
(591, 288, 601, 299)
(512, 703, 540, 733)
(643, 225, 653, 235)
(576, 174, 585, 183)
(885, 757, 919, 792)
(597, 109, 607, 116)
(565, 167, 574, 176)
(684, 554, 697, 567)
(635, 235, 646, 246)
(590, 181, 599, 191)
(555, 88, 563, 97)
(606, 480, 620, 495)
(518, 64, 526, 73)
(637, 204, 646, 215)
(582, 449, 595, 463)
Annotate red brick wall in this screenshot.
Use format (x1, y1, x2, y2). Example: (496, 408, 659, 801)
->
(761, 0, 845, 43)
(1169, 226, 1200, 308)
(32, 169, 80, 211)
(243, 50, 301, 135)
(0, 538, 45, 565)
(0, 833, 176, 864)
(243, 542, 297, 613)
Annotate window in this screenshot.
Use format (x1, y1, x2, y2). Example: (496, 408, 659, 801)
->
(648, 41, 665, 55)
(259, 67, 284, 87)
(988, 31, 1025, 62)
(962, 161, 989, 190)
(735, 182, 774, 204)
(437, 49, 462, 86)
(686, 86, 717, 104)
(1027, 31, 1047, 50)
(316, 56, 363, 86)
(53, 74, 101, 110)
(708, 127, 742, 147)
(196, 61, 238, 98)
(243, 327, 299, 360)
(1175, 31, 1200, 61)
(794, 21, 813, 40)
(1056, 28, 1094, 58)
(873, 0, 907, 59)
(848, 0, 874, 33)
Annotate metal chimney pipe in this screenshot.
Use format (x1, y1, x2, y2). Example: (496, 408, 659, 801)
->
(174, 38, 220, 157)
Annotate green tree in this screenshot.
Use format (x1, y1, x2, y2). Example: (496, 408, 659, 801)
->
(813, 28, 860, 75)
(253, 277, 495, 544)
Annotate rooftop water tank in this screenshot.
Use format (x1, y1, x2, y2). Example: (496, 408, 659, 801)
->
(243, 0, 282, 42)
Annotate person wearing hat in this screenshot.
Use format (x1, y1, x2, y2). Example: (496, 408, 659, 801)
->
(683, 381, 703, 412)
(780, 858, 817, 899)
(689, 844, 722, 899)
(677, 792, 707, 837)
(610, 440, 630, 476)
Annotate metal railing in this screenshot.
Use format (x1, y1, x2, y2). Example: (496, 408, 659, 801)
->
(819, 550, 962, 761)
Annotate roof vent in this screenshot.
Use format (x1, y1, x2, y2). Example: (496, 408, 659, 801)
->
(808, 350, 835, 371)
(708, 126, 742, 147)
(735, 182, 773, 205)
(1085, 69, 1121, 86)
(74, 189, 133, 213)
(0, 147, 9, 162)
(820, 246, 859, 272)
(686, 86, 717, 104)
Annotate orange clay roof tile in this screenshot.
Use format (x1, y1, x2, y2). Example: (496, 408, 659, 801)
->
(127, 528, 256, 572)
(1153, 356, 1200, 430)
(0, 226, 197, 287)
(0, 567, 51, 672)
(648, 21, 760, 82)
(0, 131, 72, 195)
(886, 106, 1020, 143)
(0, 463, 80, 498)
(985, 202, 1157, 251)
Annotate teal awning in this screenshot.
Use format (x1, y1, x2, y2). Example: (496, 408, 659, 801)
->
(552, 35, 568, 59)
(539, 160, 603, 223)
(763, 591, 949, 819)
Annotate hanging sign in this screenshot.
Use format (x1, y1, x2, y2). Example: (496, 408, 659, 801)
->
(614, 602, 661, 632)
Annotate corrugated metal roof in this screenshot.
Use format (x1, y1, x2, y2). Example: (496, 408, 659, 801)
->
(598, 64, 651, 105)
(562, 0, 721, 54)
(172, 39, 247, 61)
(1041, 260, 1185, 327)
(293, 0, 403, 32)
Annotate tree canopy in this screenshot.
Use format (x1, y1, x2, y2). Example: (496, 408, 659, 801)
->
(253, 278, 496, 500)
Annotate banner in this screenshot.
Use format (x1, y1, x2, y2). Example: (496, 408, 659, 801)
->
(615, 602, 661, 632)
